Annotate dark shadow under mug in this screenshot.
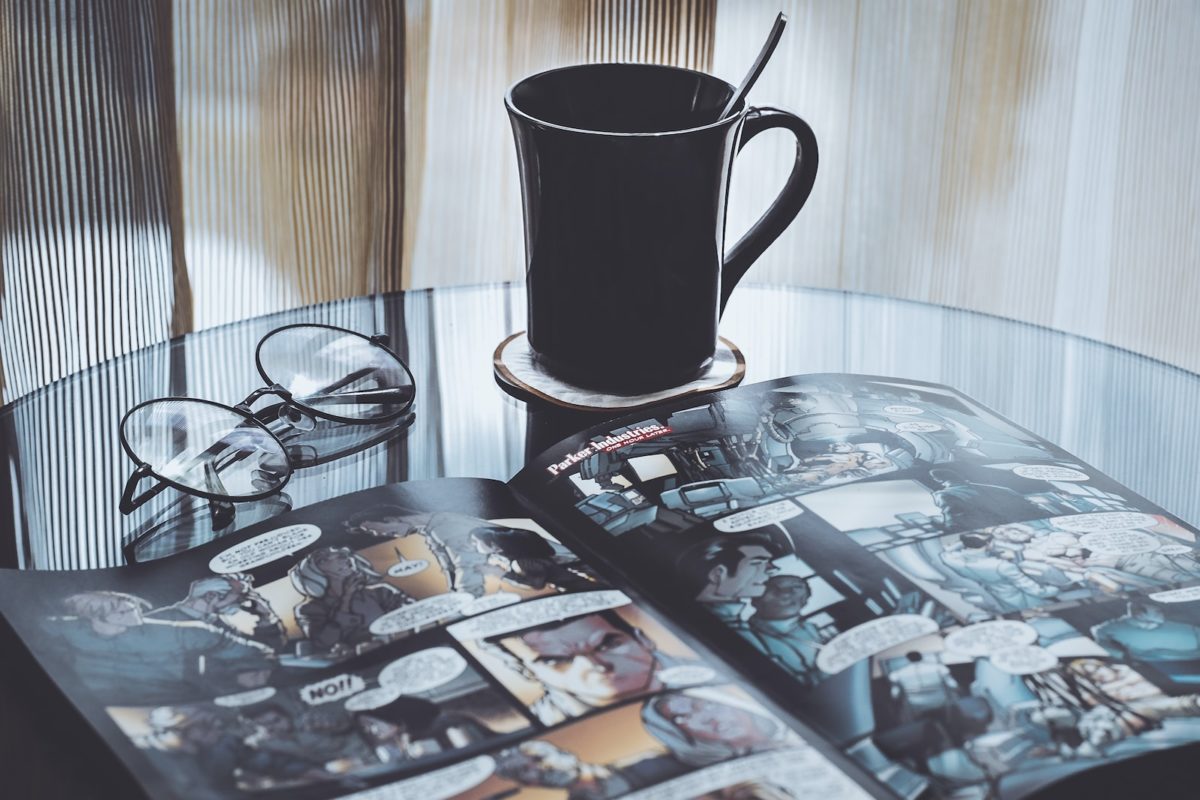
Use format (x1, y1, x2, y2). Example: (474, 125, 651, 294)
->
(506, 62, 818, 394)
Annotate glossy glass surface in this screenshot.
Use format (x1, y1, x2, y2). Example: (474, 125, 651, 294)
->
(2, 283, 1197, 570)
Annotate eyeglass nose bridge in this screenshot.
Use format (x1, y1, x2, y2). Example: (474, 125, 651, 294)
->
(234, 383, 293, 413)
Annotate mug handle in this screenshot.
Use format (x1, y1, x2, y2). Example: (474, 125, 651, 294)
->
(720, 106, 819, 313)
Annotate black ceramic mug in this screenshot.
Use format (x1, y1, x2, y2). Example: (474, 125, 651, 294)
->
(506, 63, 818, 394)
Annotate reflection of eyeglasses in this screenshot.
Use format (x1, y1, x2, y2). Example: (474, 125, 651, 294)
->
(119, 323, 415, 515)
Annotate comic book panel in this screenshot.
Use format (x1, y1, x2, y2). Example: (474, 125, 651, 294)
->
(342, 685, 868, 800)
(38, 515, 607, 706)
(819, 501, 1200, 620)
(838, 622, 1200, 800)
(105, 646, 532, 797)
(559, 376, 1059, 541)
(1056, 593, 1200, 695)
(449, 593, 718, 727)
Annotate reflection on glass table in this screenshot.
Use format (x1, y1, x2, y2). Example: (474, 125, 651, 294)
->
(2, 283, 1197, 570)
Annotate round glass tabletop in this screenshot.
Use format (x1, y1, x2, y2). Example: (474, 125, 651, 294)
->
(2, 283, 1197, 570)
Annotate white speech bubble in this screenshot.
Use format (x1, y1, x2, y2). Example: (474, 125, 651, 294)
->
(462, 592, 523, 616)
(989, 645, 1059, 675)
(1052, 512, 1158, 534)
(659, 665, 718, 687)
(896, 421, 944, 433)
(208, 523, 321, 573)
(378, 647, 468, 694)
(447, 590, 630, 640)
(387, 558, 429, 578)
(300, 673, 366, 706)
(1149, 586, 1200, 603)
(817, 615, 939, 675)
(339, 755, 496, 800)
(714, 500, 804, 533)
(944, 621, 1039, 657)
(368, 592, 474, 636)
(1157, 544, 1194, 556)
(344, 686, 403, 712)
(1081, 529, 1163, 556)
(884, 405, 925, 416)
(213, 687, 276, 707)
(1012, 465, 1090, 482)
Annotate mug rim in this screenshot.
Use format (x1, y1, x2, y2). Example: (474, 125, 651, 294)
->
(505, 62, 743, 138)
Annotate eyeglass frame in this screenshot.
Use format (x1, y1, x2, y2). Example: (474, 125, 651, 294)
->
(118, 322, 415, 515)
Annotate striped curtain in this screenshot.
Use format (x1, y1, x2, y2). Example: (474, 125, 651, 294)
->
(4, 1, 1200, 403)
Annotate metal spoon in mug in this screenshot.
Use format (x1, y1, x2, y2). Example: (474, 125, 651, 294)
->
(718, 11, 788, 121)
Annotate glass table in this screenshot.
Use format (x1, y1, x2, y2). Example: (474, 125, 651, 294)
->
(3, 282, 1198, 571)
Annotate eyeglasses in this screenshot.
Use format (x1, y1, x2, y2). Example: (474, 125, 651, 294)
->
(118, 323, 415, 517)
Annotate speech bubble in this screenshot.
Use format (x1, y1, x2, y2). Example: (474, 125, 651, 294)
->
(447, 590, 630, 640)
(1012, 465, 1090, 482)
(658, 665, 718, 687)
(817, 615, 939, 674)
(1157, 544, 1194, 556)
(884, 405, 925, 416)
(213, 687, 276, 707)
(1080, 529, 1163, 556)
(208, 523, 321, 573)
(896, 421, 944, 433)
(339, 755, 496, 800)
(989, 645, 1059, 675)
(462, 592, 523, 616)
(387, 558, 429, 578)
(1149, 586, 1200, 603)
(378, 647, 469, 695)
(300, 673, 366, 706)
(368, 592, 474, 636)
(944, 621, 1039, 657)
(621, 749, 865, 800)
(714, 500, 803, 533)
(1052, 512, 1158, 534)
(344, 686, 403, 712)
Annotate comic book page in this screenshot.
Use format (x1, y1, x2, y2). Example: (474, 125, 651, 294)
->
(0, 478, 868, 800)
(513, 374, 1200, 799)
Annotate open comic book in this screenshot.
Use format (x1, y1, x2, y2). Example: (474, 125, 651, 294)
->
(3, 374, 1200, 800)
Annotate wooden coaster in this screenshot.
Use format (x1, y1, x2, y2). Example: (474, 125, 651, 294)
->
(492, 332, 746, 412)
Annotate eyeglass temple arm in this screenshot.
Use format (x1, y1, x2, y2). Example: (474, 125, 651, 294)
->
(122, 496, 235, 564)
(120, 465, 170, 514)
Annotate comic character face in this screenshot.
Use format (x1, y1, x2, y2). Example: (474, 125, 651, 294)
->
(503, 615, 659, 706)
(357, 517, 408, 537)
(103, 599, 145, 628)
(752, 575, 811, 619)
(315, 548, 357, 578)
(499, 740, 581, 787)
(712, 545, 779, 600)
(991, 524, 1034, 544)
(656, 694, 771, 750)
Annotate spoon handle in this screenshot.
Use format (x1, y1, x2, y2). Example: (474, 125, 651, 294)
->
(719, 11, 788, 121)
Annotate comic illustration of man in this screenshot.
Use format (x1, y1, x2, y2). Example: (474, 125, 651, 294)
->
(678, 529, 792, 629)
(147, 705, 328, 793)
(484, 610, 673, 725)
(493, 739, 687, 799)
(149, 573, 287, 651)
(240, 702, 373, 770)
(738, 575, 826, 687)
(348, 508, 493, 596)
(1092, 601, 1200, 663)
(50, 591, 275, 704)
(289, 547, 412, 655)
(469, 525, 600, 593)
(352, 695, 495, 762)
(929, 469, 1053, 532)
(640, 690, 792, 768)
(940, 531, 1062, 614)
(1064, 660, 1200, 750)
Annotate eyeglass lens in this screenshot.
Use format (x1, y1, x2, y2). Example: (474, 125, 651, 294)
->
(257, 327, 414, 421)
(122, 400, 290, 499)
